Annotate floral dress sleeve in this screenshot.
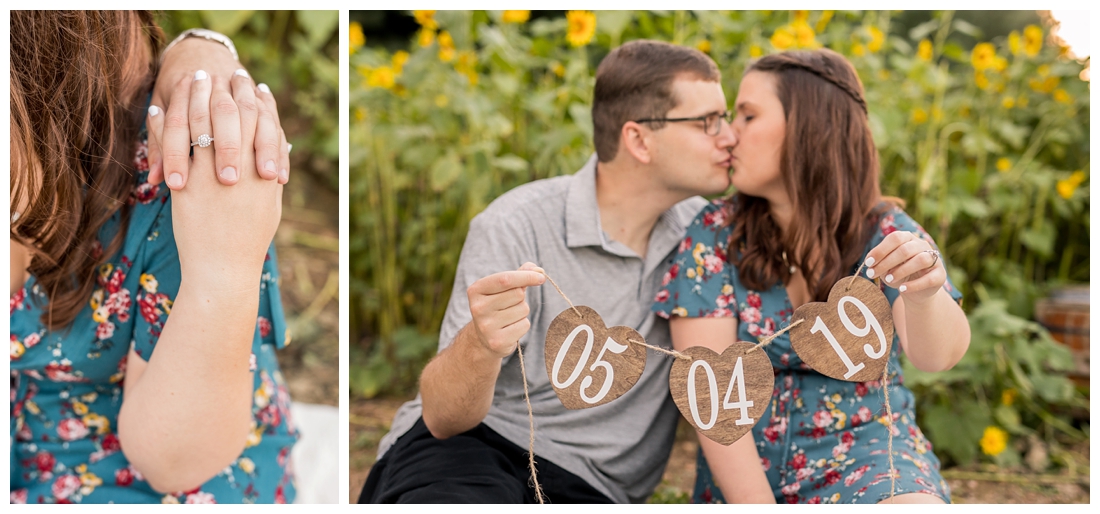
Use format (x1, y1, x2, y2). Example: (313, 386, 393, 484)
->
(653, 200, 738, 319)
(129, 193, 289, 364)
(865, 206, 963, 308)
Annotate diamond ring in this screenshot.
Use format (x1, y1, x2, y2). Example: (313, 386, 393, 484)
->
(191, 134, 214, 148)
(924, 250, 940, 269)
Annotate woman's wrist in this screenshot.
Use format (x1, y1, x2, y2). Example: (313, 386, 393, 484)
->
(162, 28, 238, 64)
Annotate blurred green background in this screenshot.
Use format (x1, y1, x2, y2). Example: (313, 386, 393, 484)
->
(349, 10, 1089, 499)
(160, 11, 340, 407)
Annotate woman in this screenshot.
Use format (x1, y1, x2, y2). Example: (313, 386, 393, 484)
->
(11, 11, 296, 503)
(653, 49, 970, 504)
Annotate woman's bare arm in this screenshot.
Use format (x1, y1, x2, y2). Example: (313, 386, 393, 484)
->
(669, 317, 776, 503)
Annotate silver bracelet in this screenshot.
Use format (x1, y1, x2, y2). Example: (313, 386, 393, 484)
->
(161, 28, 239, 63)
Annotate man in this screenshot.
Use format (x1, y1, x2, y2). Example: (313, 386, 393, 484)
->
(359, 39, 737, 504)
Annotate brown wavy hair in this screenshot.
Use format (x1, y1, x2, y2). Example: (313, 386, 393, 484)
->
(10, 11, 164, 329)
(593, 39, 720, 162)
(726, 48, 900, 301)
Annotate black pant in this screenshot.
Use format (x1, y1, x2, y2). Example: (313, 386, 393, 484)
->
(358, 417, 614, 503)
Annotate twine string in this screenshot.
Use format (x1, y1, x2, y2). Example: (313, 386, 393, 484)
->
(514, 341, 547, 504)
(627, 338, 692, 361)
(882, 363, 896, 500)
(848, 262, 869, 291)
(539, 271, 580, 317)
(747, 318, 805, 353)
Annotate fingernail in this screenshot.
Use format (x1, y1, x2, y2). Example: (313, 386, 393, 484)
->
(265, 160, 276, 174)
(258, 83, 271, 94)
(194, 69, 208, 81)
(279, 168, 289, 182)
(885, 274, 894, 283)
(220, 166, 238, 182)
(287, 143, 293, 154)
(866, 268, 875, 279)
(148, 105, 160, 117)
(234, 68, 250, 78)
(167, 173, 184, 189)
(864, 256, 875, 266)
(899, 285, 908, 293)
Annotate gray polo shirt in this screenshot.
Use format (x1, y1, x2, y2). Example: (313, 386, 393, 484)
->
(377, 155, 706, 503)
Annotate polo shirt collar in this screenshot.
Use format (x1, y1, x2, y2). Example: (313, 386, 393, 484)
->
(565, 154, 604, 249)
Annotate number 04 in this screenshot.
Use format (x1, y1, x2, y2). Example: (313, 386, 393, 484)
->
(686, 356, 755, 430)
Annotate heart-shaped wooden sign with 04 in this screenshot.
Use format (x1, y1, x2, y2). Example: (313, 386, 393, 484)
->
(544, 306, 647, 409)
(789, 276, 895, 382)
(669, 342, 774, 446)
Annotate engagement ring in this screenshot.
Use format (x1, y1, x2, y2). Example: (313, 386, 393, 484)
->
(924, 249, 940, 269)
(191, 134, 213, 148)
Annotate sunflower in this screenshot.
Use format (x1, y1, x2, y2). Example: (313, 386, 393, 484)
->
(1023, 24, 1043, 56)
(502, 10, 530, 24)
(413, 10, 438, 30)
(980, 426, 1008, 456)
(867, 25, 885, 53)
(349, 21, 365, 55)
(1057, 171, 1086, 200)
(566, 11, 596, 47)
(917, 39, 933, 61)
(971, 42, 996, 70)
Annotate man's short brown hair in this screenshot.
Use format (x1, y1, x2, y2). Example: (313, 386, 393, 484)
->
(592, 40, 721, 162)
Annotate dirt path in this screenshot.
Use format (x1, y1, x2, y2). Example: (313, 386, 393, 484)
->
(348, 397, 1089, 504)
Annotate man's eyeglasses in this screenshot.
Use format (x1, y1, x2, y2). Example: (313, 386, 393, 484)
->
(633, 110, 734, 136)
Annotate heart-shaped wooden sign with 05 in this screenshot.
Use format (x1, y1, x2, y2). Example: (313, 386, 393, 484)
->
(789, 276, 895, 382)
(669, 342, 774, 446)
(544, 306, 647, 409)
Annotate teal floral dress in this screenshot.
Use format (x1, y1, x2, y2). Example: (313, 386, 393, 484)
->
(10, 136, 298, 504)
(653, 199, 962, 504)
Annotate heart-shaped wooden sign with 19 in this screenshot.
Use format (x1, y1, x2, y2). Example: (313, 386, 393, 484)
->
(669, 342, 774, 446)
(544, 306, 647, 410)
(789, 276, 895, 382)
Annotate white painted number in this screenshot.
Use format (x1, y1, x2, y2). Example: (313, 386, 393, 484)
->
(687, 356, 755, 431)
(810, 295, 888, 379)
(722, 357, 756, 426)
(552, 324, 629, 405)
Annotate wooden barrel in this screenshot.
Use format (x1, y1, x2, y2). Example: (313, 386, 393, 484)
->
(1035, 285, 1089, 386)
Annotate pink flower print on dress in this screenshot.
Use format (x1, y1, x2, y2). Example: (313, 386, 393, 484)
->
(57, 417, 90, 441)
(702, 208, 726, 227)
(45, 360, 85, 382)
(257, 317, 272, 337)
(844, 464, 871, 487)
(11, 489, 28, 504)
(96, 322, 115, 341)
(52, 473, 82, 500)
(880, 213, 897, 236)
(11, 287, 26, 313)
(703, 254, 724, 274)
(763, 416, 787, 444)
(662, 263, 680, 287)
(132, 182, 159, 204)
(853, 405, 874, 426)
(654, 289, 670, 303)
(185, 491, 216, 504)
(115, 467, 134, 487)
(35, 451, 56, 475)
(133, 140, 149, 172)
(679, 237, 693, 254)
(813, 410, 834, 428)
(707, 307, 733, 318)
(746, 292, 762, 309)
(823, 468, 842, 486)
(740, 307, 761, 324)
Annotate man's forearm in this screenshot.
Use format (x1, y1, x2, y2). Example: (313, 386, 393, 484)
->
(420, 323, 505, 439)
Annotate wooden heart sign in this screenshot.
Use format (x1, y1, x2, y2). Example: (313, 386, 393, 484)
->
(669, 342, 774, 446)
(789, 276, 895, 382)
(544, 306, 647, 409)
